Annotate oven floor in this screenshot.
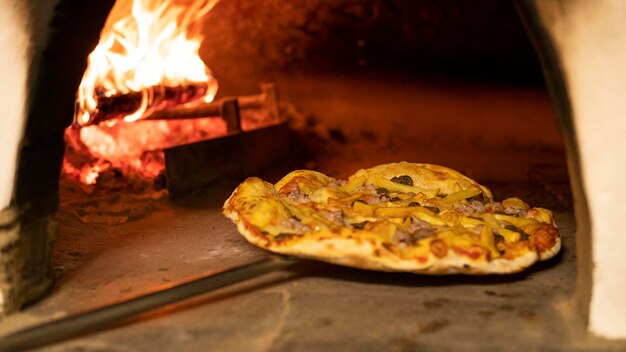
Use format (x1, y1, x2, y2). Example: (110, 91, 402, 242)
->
(0, 181, 623, 352)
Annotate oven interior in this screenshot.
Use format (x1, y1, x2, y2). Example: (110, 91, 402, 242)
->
(3, 0, 623, 350)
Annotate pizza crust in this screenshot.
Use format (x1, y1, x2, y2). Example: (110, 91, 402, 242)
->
(537, 232, 561, 261)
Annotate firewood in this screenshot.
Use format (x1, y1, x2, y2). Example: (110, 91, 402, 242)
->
(79, 83, 210, 126)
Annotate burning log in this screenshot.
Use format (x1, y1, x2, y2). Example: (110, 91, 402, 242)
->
(148, 84, 278, 120)
(79, 84, 279, 129)
(81, 83, 210, 126)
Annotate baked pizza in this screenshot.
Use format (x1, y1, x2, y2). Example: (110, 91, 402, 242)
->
(223, 162, 560, 274)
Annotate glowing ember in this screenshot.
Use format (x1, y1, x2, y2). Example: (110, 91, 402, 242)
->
(75, 0, 220, 126)
(63, 118, 228, 186)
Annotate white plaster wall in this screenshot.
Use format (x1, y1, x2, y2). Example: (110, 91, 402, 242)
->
(0, 1, 29, 210)
(0, 0, 59, 314)
(544, 0, 626, 339)
(0, 0, 59, 211)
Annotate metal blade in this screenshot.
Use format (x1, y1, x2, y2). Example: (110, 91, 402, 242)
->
(0, 255, 298, 352)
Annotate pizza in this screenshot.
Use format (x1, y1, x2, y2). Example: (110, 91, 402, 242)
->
(223, 162, 561, 274)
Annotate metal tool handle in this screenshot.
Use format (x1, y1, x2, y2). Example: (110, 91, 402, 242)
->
(0, 256, 298, 352)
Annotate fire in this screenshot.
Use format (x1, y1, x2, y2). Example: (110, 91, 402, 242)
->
(63, 118, 227, 186)
(75, 0, 219, 126)
(64, 0, 225, 188)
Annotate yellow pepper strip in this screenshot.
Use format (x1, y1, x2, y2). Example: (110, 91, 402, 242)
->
(481, 213, 501, 228)
(442, 187, 482, 203)
(327, 197, 346, 208)
(373, 204, 444, 221)
(480, 225, 500, 258)
(493, 214, 536, 228)
(352, 201, 377, 217)
(497, 227, 521, 243)
(439, 230, 473, 247)
(438, 210, 461, 225)
(374, 206, 415, 218)
(412, 206, 438, 217)
(287, 206, 332, 229)
(459, 216, 484, 228)
(411, 211, 447, 226)
(527, 207, 554, 224)
(380, 222, 398, 242)
(386, 217, 405, 225)
(327, 194, 363, 208)
(309, 188, 332, 204)
(480, 213, 518, 243)
(341, 176, 366, 193)
(373, 176, 439, 198)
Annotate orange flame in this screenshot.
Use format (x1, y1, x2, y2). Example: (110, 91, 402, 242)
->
(75, 0, 220, 126)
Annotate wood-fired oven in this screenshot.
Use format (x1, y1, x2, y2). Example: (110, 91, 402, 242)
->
(0, 0, 625, 350)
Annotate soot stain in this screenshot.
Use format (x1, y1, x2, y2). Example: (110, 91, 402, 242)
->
(328, 128, 348, 144)
(499, 304, 515, 312)
(478, 310, 496, 318)
(518, 310, 538, 321)
(418, 319, 451, 334)
(422, 297, 451, 309)
(484, 290, 522, 298)
(390, 336, 419, 349)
